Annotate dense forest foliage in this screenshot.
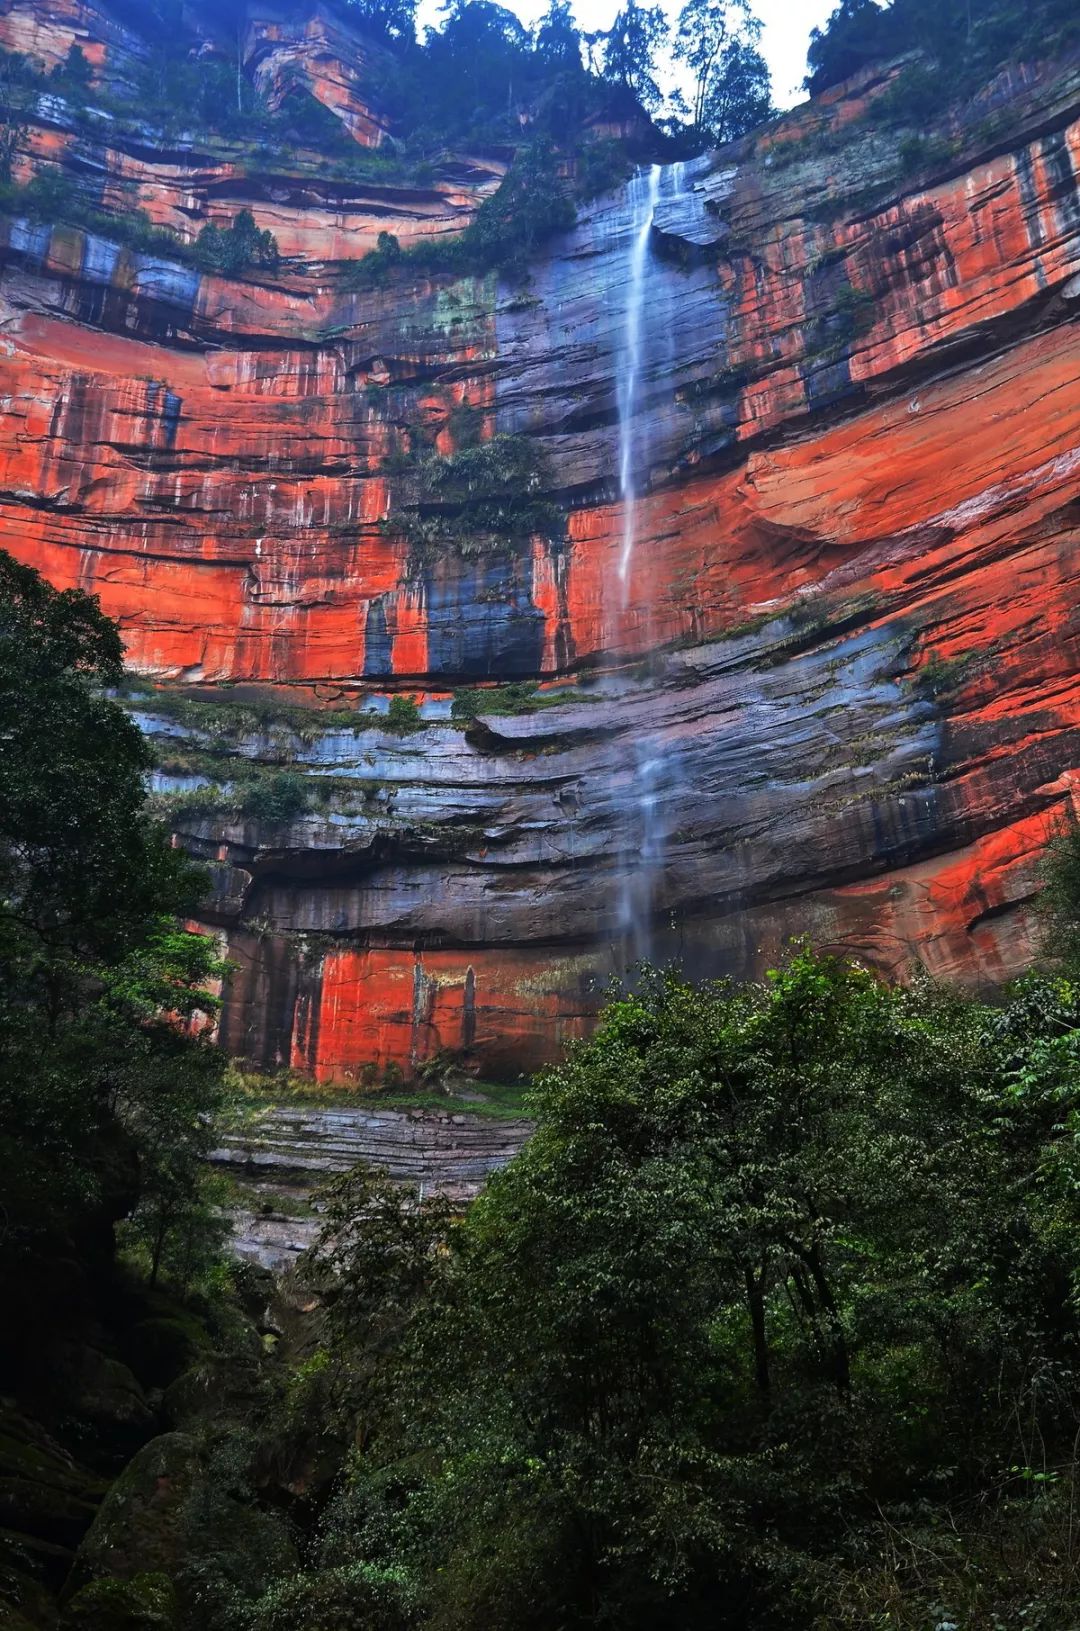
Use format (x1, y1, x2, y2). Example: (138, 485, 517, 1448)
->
(807, 0, 1080, 94)
(4, 0, 772, 152)
(4, 556, 1080, 1627)
(5, 0, 1077, 293)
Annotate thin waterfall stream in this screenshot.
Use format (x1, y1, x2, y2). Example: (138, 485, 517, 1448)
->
(613, 160, 686, 966)
(617, 163, 662, 596)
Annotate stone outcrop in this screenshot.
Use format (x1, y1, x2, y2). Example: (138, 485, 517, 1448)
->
(212, 1098, 531, 1267)
(3, 1, 1080, 1077)
(242, 3, 394, 149)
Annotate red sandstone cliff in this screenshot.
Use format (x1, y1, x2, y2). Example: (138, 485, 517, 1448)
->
(2, 0, 1080, 1078)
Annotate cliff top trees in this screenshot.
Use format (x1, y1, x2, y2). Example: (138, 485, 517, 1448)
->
(601, 0, 669, 111)
(674, 0, 771, 136)
(534, 0, 583, 66)
(701, 35, 772, 141)
(806, 0, 1080, 94)
(333, 0, 419, 45)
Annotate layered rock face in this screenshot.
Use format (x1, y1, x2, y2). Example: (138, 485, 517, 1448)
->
(3, 0, 1080, 1078)
(212, 1099, 531, 1267)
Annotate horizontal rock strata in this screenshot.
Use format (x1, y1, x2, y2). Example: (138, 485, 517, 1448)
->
(3, 2, 1080, 1075)
(212, 1101, 531, 1267)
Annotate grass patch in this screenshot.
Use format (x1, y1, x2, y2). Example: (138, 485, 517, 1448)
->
(909, 650, 980, 700)
(125, 683, 425, 746)
(451, 681, 600, 720)
(376, 1081, 533, 1119)
(219, 1065, 533, 1122)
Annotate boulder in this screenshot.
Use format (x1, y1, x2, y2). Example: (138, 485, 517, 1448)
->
(74, 1435, 197, 1584)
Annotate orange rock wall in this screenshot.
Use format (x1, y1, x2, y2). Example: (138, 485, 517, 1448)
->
(0, 0, 111, 76)
(242, 5, 392, 149)
(3, 5, 1080, 1077)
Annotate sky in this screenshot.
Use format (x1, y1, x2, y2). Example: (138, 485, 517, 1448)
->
(416, 0, 838, 109)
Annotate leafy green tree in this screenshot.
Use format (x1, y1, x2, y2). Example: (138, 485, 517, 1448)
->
(0, 550, 199, 1013)
(135, 38, 268, 134)
(1038, 813, 1080, 972)
(806, 0, 1080, 96)
(0, 552, 229, 1379)
(602, 0, 669, 112)
(534, 0, 583, 67)
(193, 209, 279, 277)
(806, 0, 892, 92)
(281, 930, 1080, 1626)
(0, 50, 39, 186)
(411, 0, 533, 142)
(50, 42, 93, 101)
(337, 0, 419, 46)
(348, 144, 578, 288)
(700, 35, 772, 140)
(674, 0, 769, 134)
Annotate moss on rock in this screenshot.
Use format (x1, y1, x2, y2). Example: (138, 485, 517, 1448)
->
(62, 1571, 177, 1630)
(123, 1318, 208, 1390)
(76, 1435, 198, 1584)
(0, 1409, 106, 1548)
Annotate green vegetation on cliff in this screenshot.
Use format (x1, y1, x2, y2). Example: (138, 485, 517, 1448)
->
(386, 433, 563, 558)
(0, 0, 775, 290)
(808, 0, 1080, 95)
(344, 143, 579, 287)
(0, 553, 236, 1621)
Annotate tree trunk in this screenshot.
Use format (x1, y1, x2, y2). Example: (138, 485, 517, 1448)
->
(149, 1206, 170, 1289)
(802, 1242, 851, 1398)
(744, 1262, 771, 1398)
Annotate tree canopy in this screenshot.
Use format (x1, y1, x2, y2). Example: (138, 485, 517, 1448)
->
(806, 0, 1080, 94)
(675, 0, 771, 136)
(0, 552, 228, 1379)
(157, 893, 1080, 1629)
(7, 546, 1080, 1630)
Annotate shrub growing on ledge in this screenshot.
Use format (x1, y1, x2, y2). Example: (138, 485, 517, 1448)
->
(452, 681, 539, 719)
(910, 649, 978, 699)
(389, 434, 563, 560)
(345, 141, 575, 289)
(0, 166, 198, 263)
(242, 770, 311, 824)
(193, 209, 279, 277)
(50, 43, 93, 103)
(386, 695, 423, 734)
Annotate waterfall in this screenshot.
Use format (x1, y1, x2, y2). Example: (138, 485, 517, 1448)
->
(617, 163, 662, 595)
(612, 161, 686, 966)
